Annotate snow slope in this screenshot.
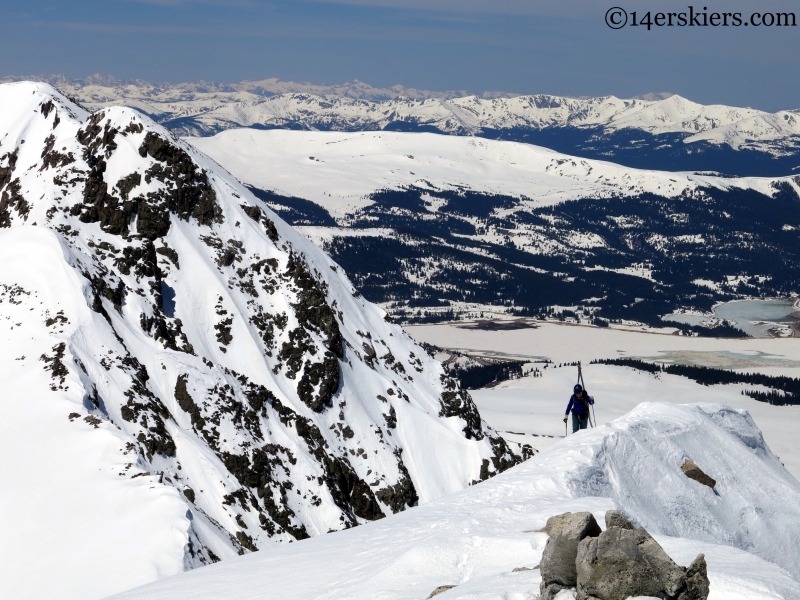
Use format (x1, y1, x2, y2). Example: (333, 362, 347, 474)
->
(112, 402, 800, 600)
(0, 81, 518, 599)
(187, 129, 795, 218)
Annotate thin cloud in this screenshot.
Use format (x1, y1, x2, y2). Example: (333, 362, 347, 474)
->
(305, 0, 799, 18)
(122, 0, 261, 7)
(33, 21, 207, 34)
(304, 0, 602, 16)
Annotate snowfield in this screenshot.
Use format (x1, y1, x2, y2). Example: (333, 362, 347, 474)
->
(187, 129, 795, 218)
(0, 81, 518, 599)
(470, 362, 800, 482)
(408, 321, 800, 478)
(112, 402, 800, 600)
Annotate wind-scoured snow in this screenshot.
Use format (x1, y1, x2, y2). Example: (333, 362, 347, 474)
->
(111, 402, 800, 600)
(0, 81, 519, 599)
(187, 129, 794, 218)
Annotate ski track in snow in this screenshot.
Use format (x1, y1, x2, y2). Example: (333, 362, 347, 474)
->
(111, 402, 800, 600)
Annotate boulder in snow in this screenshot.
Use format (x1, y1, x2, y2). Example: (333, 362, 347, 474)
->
(575, 511, 709, 600)
(426, 585, 457, 598)
(604, 509, 634, 530)
(681, 460, 716, 489)
(539, 511, 602, 600)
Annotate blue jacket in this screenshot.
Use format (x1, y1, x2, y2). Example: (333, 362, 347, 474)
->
(566, 393, 594, 415)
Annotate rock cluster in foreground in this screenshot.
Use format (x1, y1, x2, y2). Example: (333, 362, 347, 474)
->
(540, 510, 710, 600)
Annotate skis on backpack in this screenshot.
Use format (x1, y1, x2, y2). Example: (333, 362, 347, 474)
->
(577, 362, 596, 428)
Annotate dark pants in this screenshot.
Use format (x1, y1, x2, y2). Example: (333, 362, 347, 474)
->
(572, 412, 589, 433)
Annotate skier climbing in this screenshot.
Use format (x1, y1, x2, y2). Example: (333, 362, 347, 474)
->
(564, 384, 594, 433)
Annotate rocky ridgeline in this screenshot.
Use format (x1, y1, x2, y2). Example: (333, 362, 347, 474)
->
(0, 81, 521, 566)
(540, 511, 710, 600)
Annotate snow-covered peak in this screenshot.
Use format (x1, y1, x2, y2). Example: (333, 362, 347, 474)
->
(0, 81, 520, 599)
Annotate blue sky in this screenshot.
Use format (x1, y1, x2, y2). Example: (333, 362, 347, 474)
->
(1, 0, 799, 110)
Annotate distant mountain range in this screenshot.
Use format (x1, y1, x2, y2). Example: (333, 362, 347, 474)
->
(0, 73, 520, 103)
(5, 75, 798, 176)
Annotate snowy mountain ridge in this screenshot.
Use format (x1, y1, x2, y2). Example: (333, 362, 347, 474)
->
(1, 73, 518, 104)
(173, 91, 800, 152)
(0, 81, 519, 600)
(112, 402, 800, 600)
(14, 74, 797, 151)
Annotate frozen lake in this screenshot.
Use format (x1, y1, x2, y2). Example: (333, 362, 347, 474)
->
(664, 299, 798, 337)
(406, 320, 800, 374)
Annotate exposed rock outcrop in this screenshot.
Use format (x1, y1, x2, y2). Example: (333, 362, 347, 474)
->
(540, 510, 710, 600)
(539, 512, 602, 600)
(681, 460, 717, 489)
(0, 81, 527, 576)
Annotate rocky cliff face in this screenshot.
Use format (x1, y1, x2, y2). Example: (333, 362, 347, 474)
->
(0, 82, 519, 594)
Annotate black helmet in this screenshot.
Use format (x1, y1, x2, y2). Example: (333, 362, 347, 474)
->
(574, 384, 583, 394)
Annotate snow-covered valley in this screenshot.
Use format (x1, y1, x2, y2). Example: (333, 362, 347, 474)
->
(190, 129, 800, 332)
